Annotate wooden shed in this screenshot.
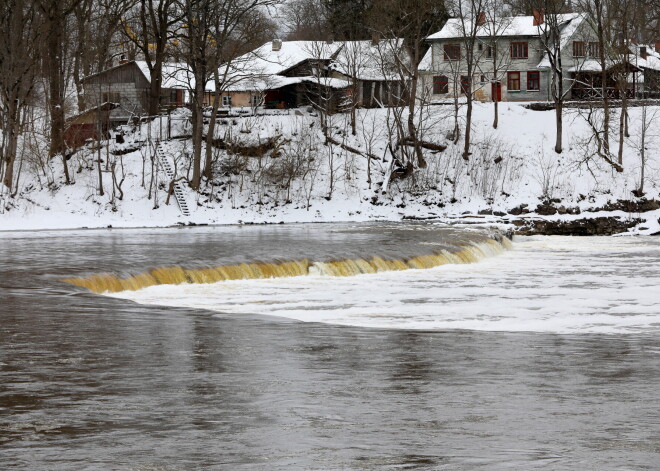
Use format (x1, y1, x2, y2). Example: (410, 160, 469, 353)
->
(64, 103, 118, 148)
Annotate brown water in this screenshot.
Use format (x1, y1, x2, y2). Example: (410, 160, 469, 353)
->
(1, 223, 659, 470)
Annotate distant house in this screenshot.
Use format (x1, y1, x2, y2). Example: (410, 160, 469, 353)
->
(82, 60, 190, 124)
(328, 39, 409, 107)
(419, 12, 641, 102)
(219, 39, 409, 111)
(632, 43, 660, 97)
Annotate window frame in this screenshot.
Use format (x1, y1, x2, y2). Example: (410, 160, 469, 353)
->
(527, 71, 540, 91)
(433, 75, 449, 94)
(443, 44, 461, 61)
(573, 41, 586, 57)
(588, 41, 601, 57)
(510, 42, 528, 59)
(222, 95, 232, 107)
(507, 71, 521, 91)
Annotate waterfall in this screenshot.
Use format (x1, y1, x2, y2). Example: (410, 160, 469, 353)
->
(62, 237, 512, 294)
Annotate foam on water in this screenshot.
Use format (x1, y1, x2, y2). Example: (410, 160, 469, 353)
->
(107, 236, 660, 334)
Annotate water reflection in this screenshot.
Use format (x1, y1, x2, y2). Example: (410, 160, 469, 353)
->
(1, 225, 659, 470)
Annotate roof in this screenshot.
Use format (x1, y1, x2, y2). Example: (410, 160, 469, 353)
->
(428, 13, 584, 40)
(218, 39, 405, 91)
(66, 102, 119, 123)
(82, 60, 192, 89)
(330, 39, 409, 81)
(135, 61, 192, 89)
(631, 44, 660, 71)
(230, 40, 343, 77)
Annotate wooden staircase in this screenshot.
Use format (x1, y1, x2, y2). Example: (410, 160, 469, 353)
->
(156, 142, 190, 217)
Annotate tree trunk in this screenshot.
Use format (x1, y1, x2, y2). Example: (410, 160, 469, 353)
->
(407, 70, 426, 168)
(46, 10, 70, 184)
(148, 57, 163, 116)
(554, 99, 563, 154)
(463, 92, 472, 160)
(204, 69, 222, 180)
(2, 102, 19, 189)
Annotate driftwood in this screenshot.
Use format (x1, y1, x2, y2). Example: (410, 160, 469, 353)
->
(398, 137, 447, 152)
(389, 161, 414, 181)
(326, 135, 380, 160)
(210, 135, 283, 157)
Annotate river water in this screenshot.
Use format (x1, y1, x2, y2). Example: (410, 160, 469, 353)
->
(1, 224, 659, 470)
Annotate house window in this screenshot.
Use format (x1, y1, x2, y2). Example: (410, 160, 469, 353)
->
(102, 91, 120, 103)
(588, 42, 601, 57)
(443, 44, 461, 61)
(510, 42, 528, 59)
(222, 95, 232, 107)
(433, 75, 449, 94)
(507, 71, 521, 91)
(486, 45, 494, 58)
(170, 90, 178, 104)
(251, 94, 261, 107)
(460, 75, 471, 94)
(527, 71, 540, 91)
(573, 41, 586, 57)
(481, 74, 487, 83)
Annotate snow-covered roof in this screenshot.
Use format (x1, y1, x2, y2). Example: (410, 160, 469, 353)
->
(135, 61, 192, 89)
(428, 13, 584, 40)
(630, 44, 660, 71)
(230, 40, 343, 77)
(330, 40, 408, 81)
(217, 39, 405, 91)
(535, 13, 588, 68)
(418, 48, 433, 72)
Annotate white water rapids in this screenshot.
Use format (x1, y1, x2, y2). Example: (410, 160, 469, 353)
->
(109, 236, 660, 334)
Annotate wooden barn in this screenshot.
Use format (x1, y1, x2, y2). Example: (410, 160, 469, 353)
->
(64, 103, 118, 148)
(82, 60, 188, 124)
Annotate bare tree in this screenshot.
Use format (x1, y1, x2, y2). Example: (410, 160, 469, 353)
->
(123, 0, 184, 116)
(370, 0, 448, 169)
(38, 0, 84, 183)
(532, 0, 572, 153)
(451, 0, 487, 159)
(0, 0, 41, 191)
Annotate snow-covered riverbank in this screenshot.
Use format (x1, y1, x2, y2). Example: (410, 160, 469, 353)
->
(1, 103, 658, 234)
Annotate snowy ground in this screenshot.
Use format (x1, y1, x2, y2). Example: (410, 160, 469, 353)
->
(1, 102, 659, 233)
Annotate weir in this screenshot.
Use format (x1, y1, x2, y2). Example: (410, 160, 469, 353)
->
(62, 237, 512, 294)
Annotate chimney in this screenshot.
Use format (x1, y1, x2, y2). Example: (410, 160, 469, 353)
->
(371, 33, 380, 46)
(118, 54, 128, 65)
(476, 11, 486, 27)
(326, 37, 334, 45)
(640, 46, 648, 59)
(655, 40, 660, 52)
(533, 10, 544, 26)
(272, 38, 282, 52)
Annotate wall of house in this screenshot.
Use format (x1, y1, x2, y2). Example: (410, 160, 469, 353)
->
(83, 63, 151, 120)
(425, 36, 549, 102)
(423, 18, 596, 102)
(225, 91, 258, 108)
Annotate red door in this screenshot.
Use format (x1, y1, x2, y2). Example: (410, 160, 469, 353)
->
(491, 82, 502, 102)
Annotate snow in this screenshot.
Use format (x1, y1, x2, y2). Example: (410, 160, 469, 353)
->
(427, 14, 584, 40)
(135, 61, 195, 89)
(1, 102, 659, 233)
(330, 40, 408, 81)
(108, 235, 660, 334)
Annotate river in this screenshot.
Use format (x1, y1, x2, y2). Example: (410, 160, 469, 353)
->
(1, 223, 659, 470)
